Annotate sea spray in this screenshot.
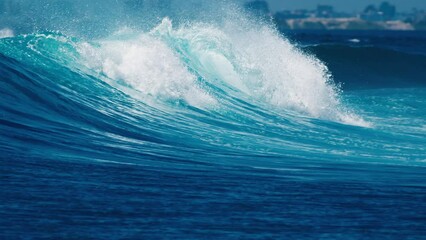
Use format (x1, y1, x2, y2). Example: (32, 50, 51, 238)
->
(74, 16, 369, 126)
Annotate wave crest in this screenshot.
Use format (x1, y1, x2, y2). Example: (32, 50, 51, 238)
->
(81, 18, 368, 126)
(0, 16, 369, 127)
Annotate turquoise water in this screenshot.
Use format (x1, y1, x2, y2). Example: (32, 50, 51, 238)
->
(1, 1, 426, 239)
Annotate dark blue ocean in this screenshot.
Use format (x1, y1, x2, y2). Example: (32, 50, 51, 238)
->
(1, 1, 426, 239)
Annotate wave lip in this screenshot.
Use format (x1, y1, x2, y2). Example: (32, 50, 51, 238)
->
(78, 31, 216, 108)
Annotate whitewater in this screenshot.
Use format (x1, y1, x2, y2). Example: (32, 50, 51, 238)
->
(1, 1, 426, 239)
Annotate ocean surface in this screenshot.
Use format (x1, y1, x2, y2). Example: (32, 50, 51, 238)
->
(1, 2, 426, 239)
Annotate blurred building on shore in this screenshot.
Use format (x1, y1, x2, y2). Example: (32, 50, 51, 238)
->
(244, 0, 271, 18)
(270, 1, 421, 31)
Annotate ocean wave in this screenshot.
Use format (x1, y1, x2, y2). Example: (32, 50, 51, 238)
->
(1, 15, 425, 168)
(2, 2, 426, 238)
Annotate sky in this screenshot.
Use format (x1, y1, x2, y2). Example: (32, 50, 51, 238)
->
(263, 0, 426, 12)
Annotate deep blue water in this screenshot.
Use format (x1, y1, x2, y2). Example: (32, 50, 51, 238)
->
(1, 2, 426, 239)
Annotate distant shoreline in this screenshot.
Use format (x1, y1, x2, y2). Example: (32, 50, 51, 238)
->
(274, 18, 423, 31)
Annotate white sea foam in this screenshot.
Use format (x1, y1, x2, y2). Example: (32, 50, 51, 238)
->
(78, 16, 369, 127)
(0, 28, 14, 39)
(348, 38, 361, 43)
(152, 18, 370, 126)
(78, 33, 216, 108)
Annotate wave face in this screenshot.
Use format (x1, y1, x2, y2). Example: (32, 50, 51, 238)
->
(1, 1, 426, 239)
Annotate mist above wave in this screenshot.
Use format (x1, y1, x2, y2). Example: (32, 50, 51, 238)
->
(1, 0, 242, 38)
